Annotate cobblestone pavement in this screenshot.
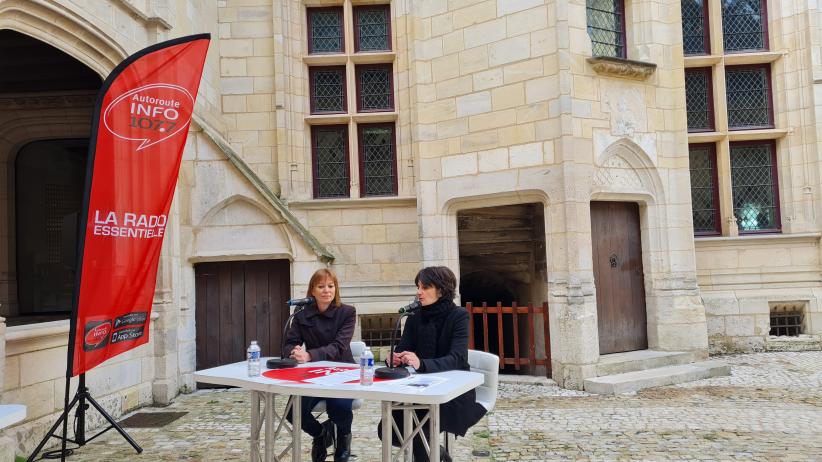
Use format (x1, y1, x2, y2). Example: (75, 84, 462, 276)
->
(46, 351, 822, 461)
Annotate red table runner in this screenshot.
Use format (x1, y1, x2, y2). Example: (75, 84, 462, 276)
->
(262, 366, 393, 384)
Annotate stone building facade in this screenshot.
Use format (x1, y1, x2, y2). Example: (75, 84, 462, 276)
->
(0, 0, 820, 457)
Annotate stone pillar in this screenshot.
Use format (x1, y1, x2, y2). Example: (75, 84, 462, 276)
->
(546, 197, 601, 390)
(151, 197, 182, 404)
(646, 276, 709, 355)
(0, 316, 13, 461)
(0, 316, 5, 390)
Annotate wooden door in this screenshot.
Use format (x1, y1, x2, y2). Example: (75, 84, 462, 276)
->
(590, 202, 648, 354)
(195, 260, 290, 372)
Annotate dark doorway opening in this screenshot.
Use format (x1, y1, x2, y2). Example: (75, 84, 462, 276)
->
(1, 29, 101, 323)
(0, 30, 102, 93)
(15, 139, 88, 316)
(457, 203, 549, 375)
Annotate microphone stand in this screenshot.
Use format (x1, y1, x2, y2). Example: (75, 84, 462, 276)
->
(374, 310, 415, 379)
(266, 303, 305, 369)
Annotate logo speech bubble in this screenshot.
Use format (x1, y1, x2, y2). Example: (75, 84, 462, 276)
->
(83, 320, 112, 351)
(103, 83, 194, 151)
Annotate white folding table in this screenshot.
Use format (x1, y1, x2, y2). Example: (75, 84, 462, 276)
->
(194, 360, 483, 462)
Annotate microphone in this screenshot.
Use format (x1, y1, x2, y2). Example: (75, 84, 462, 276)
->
(375, 300, 419, 379)
(266, 299, 313, 369)
(397, 300, 420, 315)
(286, 296, 315, 306)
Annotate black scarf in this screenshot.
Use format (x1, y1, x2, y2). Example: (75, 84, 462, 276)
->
(417, 298, 454, 359)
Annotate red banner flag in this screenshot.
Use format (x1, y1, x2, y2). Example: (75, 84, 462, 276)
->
(69, 34, 210, 376)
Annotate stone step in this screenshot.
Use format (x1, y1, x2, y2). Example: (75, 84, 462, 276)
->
(583, 360, 731, 395)
(596, 350, 699, 376)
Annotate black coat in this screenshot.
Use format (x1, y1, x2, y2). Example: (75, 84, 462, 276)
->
(284, 303, 356, 363)
(395, 299, 487, 436)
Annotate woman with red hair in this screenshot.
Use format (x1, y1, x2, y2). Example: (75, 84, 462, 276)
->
(284, 268, 356, 462)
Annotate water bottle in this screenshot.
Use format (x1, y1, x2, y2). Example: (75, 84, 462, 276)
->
(360, 347, 374, 386)
(247, 341, 261, 377)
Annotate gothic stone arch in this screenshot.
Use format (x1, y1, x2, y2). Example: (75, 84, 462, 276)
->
(590, 138, 684, 353)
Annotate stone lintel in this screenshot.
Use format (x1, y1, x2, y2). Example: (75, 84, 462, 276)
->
(0, 91, 96, 110)
(587, 56, 657, 81)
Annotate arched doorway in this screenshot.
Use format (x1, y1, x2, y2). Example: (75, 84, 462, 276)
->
(457, 203, 549, 374)
(0, 29, 102, 324)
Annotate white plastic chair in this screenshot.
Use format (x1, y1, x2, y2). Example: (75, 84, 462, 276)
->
(442, 350, 499, 458)
(467, 349, 499, 412)
(311, 340, 366, 414)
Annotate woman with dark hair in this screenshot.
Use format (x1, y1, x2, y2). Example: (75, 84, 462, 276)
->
(377, 266, 487, 461)
(284, 268, 355, 462)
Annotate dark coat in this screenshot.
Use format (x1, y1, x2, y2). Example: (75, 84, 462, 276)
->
(284, 303, 356, 363)
(395, 299, 487, 436)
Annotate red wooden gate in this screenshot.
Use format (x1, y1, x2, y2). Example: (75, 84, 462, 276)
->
(465, 302, 551, 376)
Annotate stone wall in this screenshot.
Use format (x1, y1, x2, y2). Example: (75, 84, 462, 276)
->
(216, 0, 280, 193)
(2, 320, 153, 456)
(689, 3, 822, 352)
(696, 235, 822, 353)
(0, 0, 221, 456)
(406, 0, 708, 388)
(209, 0, 422, 305)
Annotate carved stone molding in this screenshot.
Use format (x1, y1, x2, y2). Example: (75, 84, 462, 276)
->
(594, 155, 644, 189)
(0, 92, 96, 110)
(587, 56, 657, 81)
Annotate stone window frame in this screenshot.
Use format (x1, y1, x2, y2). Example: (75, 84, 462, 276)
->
(307, 7, 345, 55)
(685, 3, 787, 239)
(725, 63, 774, 131)
(729, 140, 781, 234)
(721, 0, 769, 54)
(308, 66, 348, 115)
(357, 123, 398, 197)
(681, 0, 711, 56)
(685, 67, 715, 132)
(353, 4, 392, 53)
(586, 0, 627, 59)
(355, 63, 394, 113)
(304, 1, 399, 201)
(311, 125, 351, 199)
(688, 143, 722, 236)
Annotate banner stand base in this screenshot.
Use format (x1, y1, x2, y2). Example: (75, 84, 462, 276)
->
(26, 374, 142, 462)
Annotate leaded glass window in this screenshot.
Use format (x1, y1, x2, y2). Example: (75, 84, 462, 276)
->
(685, 68, 713, 131)
(312, 126, 349, 198)
(310, 67, 346, 114)
(357, 65, 393, 112)
(722, 0, 768, 52)
(731, 142, 779, 232)
(586, 0, 625, 58)
(726, 65, 772, 129)
(689, 145, 720, 234)
(682, 0, 709, 55)
(359, 124, 397, 197)
(355, 5, 391, 52)
(308, 8, 344, 54)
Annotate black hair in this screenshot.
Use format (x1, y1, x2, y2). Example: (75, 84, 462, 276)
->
(414, 266, 457, 301)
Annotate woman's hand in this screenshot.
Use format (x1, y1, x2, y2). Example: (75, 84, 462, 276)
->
(390, 352, 403, 367)
(290, 345, 311, 363)
(397, 351, 421, 370)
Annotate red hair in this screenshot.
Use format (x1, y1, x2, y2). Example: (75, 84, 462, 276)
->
(306, 268, 341, 306)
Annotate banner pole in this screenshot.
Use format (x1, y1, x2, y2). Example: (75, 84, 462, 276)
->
(59, 372, 71, 462)
(76, 374, 87, 445)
